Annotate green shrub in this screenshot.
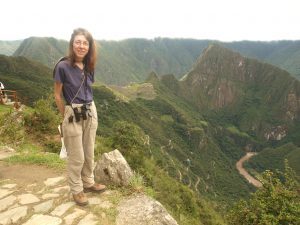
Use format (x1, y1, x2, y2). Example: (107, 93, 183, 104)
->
(0, 110, 25, 146)
(25, 94, 61, 134)
(111, 120, 147, 169)
(94, 136, 113, 159)
(44, 139, 61, 154)
(227, 161, 300, 225)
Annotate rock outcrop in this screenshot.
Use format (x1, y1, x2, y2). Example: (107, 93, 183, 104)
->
(116, 194, 178, 225)
(94, 149, 134, 186)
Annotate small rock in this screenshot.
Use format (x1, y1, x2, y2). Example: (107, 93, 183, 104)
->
(88, 197, 102, 205)
(0, 195, 17, 211)
(18, 193, 40, 205)
(51, 202, 74, 217)
(33, 199, 54, 213)
(42, 193, 60, 200)
(1, 184, 17, 189)
(22, 214, 62, 225)
(0, 206, 27, 225)
(0, 189, 14, 199)
(44, 176, 66, 187)
(77, 213, 98, 225)
(63, 208, 86, 225)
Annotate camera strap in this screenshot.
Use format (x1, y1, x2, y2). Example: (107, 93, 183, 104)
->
(53, 57, 87, 107)
(69, 71, 86, 106)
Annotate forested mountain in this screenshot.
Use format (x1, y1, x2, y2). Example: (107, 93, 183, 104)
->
(224, 40, 300, 79)
(13, 37, 67, 67)
(2, 37, 300, 85)
(0, 55, 52, 104)
(0, 40, 21, 55)
(180, 44, 300, 141)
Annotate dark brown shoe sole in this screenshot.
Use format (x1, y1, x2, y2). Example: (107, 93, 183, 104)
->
(83, 187, 106, 193)
(74, 200, 89, 206)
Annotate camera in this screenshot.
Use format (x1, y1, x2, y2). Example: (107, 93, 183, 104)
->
(69, 104, 91, 123)
(73, 108, 81, 122)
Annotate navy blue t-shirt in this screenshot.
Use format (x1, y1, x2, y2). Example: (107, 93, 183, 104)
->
(54, 60, 94, 104)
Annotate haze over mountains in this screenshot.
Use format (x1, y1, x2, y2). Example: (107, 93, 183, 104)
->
(1, 37, 300, 224)
(1, 37, 300, 85)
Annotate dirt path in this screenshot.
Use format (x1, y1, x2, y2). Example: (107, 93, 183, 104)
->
(0, 162, 63, 185)
(236, 152, 262, 188)
(0, 161, 116, 225)
(194, 176, 200, 192)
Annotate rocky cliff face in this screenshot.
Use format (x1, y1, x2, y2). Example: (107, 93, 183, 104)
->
(285, 87, 300, 121)
(182, 44, 248, 109)
(182, 45, 300, 112)
(179, 44, 300, 139)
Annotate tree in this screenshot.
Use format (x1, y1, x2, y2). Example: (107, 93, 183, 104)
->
(111, 120, 147, 169)
(227, 160, 300, 225)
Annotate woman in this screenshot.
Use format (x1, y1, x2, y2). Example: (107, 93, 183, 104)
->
(54, 28, 106, 206)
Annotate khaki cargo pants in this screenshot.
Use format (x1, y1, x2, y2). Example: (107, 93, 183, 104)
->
(62, 101, 98, 194)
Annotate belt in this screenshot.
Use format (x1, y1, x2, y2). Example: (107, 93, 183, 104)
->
(66, 101, 93, 107)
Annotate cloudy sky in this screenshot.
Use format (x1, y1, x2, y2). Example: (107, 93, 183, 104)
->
(1, 0, 299, 41)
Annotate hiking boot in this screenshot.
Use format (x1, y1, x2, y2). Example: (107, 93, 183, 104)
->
(83, 183, 106, 193)
(73, 191, 88, 206)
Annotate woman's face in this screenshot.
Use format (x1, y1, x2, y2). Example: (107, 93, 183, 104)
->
(73, 34, 89, 61)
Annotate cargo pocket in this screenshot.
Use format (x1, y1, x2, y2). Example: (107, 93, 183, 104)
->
(62, 107, 82, 137)
(90, 104, 98, 129)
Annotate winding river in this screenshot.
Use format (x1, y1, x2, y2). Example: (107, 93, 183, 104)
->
(236, 152, 262, 188)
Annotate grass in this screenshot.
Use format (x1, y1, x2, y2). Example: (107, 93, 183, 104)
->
(109, 82, 156, 101)
(226, 125, 250, 138)
(5, 152, 65, 170)
(160, 114, 174, 123)
(0, 104, 13, 114)
(128, 172, 156, 197)
(4, 142, 66, 170)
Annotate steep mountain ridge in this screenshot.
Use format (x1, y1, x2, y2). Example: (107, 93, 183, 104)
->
(13, 37, 67, 67)
(179, 44, 300, 140)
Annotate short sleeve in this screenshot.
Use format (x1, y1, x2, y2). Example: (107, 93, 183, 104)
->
(54, 62, 65, 83)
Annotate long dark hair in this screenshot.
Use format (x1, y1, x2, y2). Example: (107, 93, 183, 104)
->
(68, 28, 97, 73)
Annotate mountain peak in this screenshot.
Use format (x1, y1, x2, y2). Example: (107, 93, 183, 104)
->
(145, 71, 159, 83)
(182, 43, 300, 113)
(193, 43, 244, 71)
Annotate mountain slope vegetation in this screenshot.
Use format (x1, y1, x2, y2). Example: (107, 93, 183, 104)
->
(225, 40, 300, 78)
(0, 55, 225, 225)
(0, 40, 21, 55)
(180, 44, 300, 138)
(1, 44, 300, 224)
(6, 37, 300, 85)
(0, 55, 52, 104)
